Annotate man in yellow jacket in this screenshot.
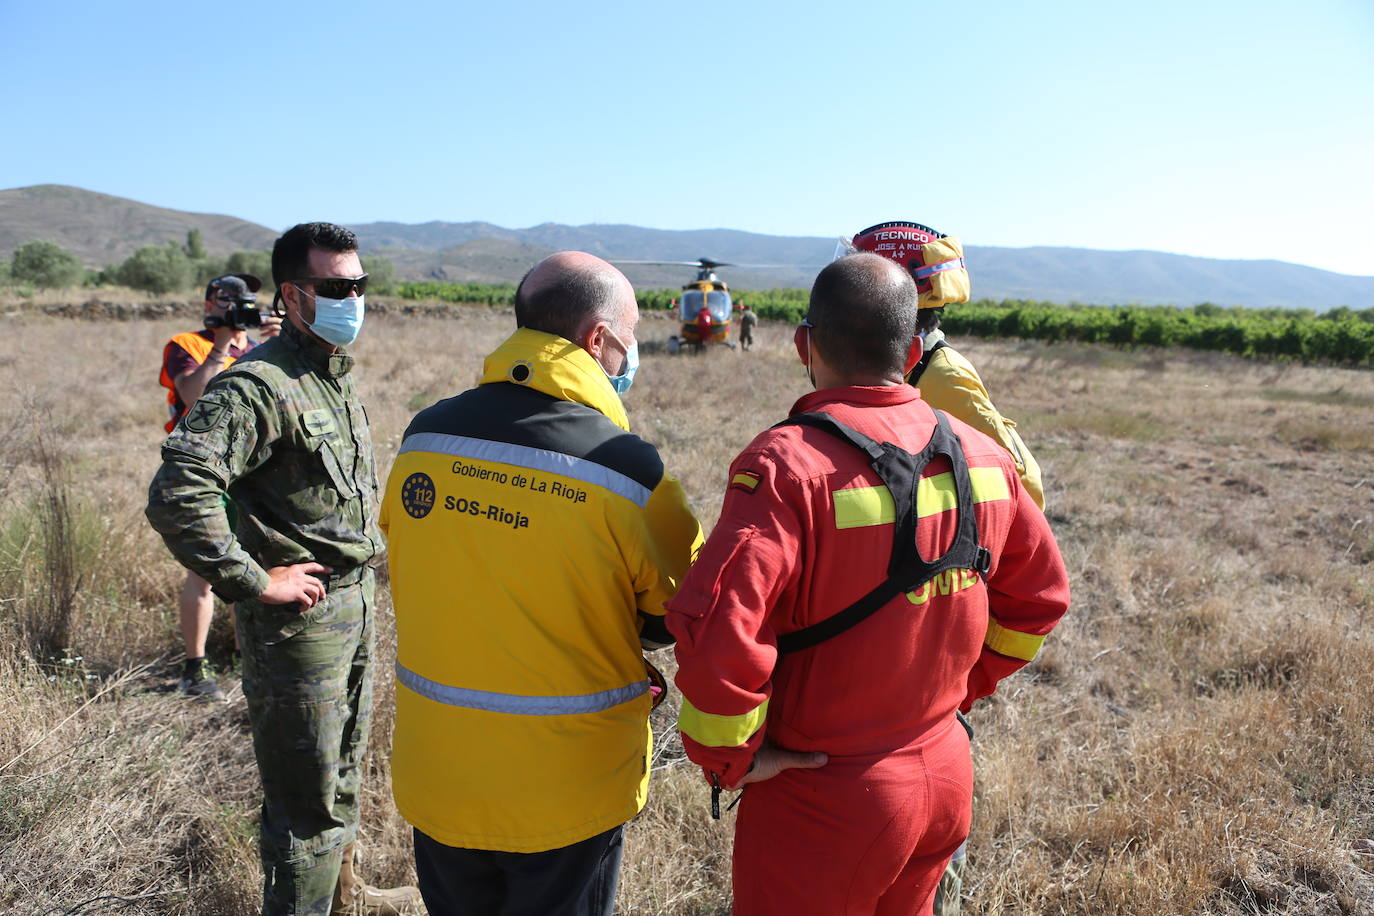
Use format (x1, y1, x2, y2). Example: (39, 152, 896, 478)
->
(381, 251, 702, 916)
(847, 221, 1044, 508)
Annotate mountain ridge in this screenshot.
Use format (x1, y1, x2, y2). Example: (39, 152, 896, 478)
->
(0, 185, 278, 266)
(3, 185, 1370, 308)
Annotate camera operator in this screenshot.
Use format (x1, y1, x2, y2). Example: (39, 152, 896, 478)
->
(157, 273, 282, 700)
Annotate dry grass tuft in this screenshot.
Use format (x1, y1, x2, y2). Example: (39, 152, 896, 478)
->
(1, 309, 1372, 913)
(1275, 418, 1374, 453)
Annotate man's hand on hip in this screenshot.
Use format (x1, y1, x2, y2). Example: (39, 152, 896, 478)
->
(729, 741, 828, 789)
(258, 563, 332, 610)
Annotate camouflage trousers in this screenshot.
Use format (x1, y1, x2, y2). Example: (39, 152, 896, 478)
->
(932, 839, 967, 916)
(237, 567, 376, 916)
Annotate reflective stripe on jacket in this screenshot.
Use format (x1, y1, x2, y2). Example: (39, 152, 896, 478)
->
(910, 330, 1045, 509)
(383, 328, 702, 853)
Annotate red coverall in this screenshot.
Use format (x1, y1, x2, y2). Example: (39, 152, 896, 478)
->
(669, 384, 1070, 915)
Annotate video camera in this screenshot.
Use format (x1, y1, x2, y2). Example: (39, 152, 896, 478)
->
(204, 296, 263, 330)
(204, 273, 265, 330)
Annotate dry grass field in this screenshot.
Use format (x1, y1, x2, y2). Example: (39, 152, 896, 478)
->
(0, 300, 1371, 915)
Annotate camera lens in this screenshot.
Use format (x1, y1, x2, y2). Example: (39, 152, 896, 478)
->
(227, 305, 263, 329)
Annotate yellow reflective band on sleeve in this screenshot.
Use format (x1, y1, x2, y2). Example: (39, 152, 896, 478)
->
(832, 467, 1012, 529)
(970, 467, 1012, 502)
(678, 696, 770, 748)
(984, 618, 1046, 661)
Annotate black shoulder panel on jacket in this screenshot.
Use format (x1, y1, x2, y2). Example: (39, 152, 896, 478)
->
(404, 383, 666, 492)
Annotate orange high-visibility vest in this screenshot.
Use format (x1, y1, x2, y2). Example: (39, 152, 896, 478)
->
(159, 331, 239, 432)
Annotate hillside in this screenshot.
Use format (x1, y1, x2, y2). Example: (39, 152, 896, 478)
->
(3, 185, 1371, 307)
(370, 237, 558, 284)
(348, 219, 1374, 308)
(0, 185, 278, 268)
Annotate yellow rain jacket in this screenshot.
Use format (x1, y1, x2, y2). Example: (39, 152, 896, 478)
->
(382, 329, 702, 853)
(910, 330, 1045, 508)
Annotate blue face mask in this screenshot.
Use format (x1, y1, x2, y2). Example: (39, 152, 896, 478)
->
(299, 286, 365, 347)
(603, 328, 639, 395)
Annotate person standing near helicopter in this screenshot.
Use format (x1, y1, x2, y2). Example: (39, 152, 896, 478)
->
(738, 302, 758, 351)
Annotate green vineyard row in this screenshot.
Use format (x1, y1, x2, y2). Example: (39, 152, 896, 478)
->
(393, 282, 1374, 366)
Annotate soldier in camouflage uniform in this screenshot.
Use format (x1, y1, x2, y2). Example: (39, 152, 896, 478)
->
(147, 223, 420, 915)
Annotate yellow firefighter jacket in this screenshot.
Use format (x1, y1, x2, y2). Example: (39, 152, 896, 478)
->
(382, 329, 702, 853)
(909, 330, 1045, 508)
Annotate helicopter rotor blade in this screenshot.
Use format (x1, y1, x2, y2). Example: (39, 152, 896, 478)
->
(608, 257, 819, 273)
(609, 259, 714, 267)
(726, 263, 809, 269)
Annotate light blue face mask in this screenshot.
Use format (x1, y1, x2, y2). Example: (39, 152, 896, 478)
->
(603, 328, 639, 395)
(298, 286, 365, 347)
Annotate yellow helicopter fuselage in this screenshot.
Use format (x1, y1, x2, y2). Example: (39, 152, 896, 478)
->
(679, 279, 732, 344)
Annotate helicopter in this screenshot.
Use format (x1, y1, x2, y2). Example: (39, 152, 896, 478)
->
(612, 257, 743, 353)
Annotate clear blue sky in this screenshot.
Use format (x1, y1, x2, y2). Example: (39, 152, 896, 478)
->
(4, 0, 1371, 275)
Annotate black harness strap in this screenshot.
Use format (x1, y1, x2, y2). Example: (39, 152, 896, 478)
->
(906, 337, 947, 385)
(773, 409, 990, 655)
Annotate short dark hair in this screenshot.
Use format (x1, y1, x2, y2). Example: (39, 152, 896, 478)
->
(514, 267, 618, 340)
(807, 254, 917, 376)
(271, 222, 359, 288)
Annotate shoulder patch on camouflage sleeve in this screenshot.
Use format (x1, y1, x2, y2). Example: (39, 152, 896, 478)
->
(300, 408, 335, 437)
(182, 399, 229, 433)
(730, 469, 762, 493)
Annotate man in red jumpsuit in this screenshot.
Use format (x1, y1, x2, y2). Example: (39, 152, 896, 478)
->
(669, 253, 1071, 915)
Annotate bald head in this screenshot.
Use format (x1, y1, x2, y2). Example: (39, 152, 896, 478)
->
(514, 252, 635, 342)
(807, 253, 918, 379)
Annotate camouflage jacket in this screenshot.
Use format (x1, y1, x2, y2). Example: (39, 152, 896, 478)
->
(146, 321, 382, 602)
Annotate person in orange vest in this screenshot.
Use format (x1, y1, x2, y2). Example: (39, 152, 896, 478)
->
(669, 254, 1070, 915)
(157, 273, 280, 700)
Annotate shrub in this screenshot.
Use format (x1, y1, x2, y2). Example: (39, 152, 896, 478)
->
(361, 256, 397, 294)
(224, 251, 273, 289)
(10, 240, 85, 289)
(184, 229, 206, 260)
(115, 243, 194, 295)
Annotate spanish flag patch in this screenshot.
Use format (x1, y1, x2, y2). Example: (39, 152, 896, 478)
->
(730, 470, 762, 493)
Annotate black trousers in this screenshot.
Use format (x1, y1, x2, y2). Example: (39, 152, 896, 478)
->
(413, 825, 624, 916)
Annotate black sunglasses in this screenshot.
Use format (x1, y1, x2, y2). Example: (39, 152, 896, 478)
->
(296, 274, 369, 299)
